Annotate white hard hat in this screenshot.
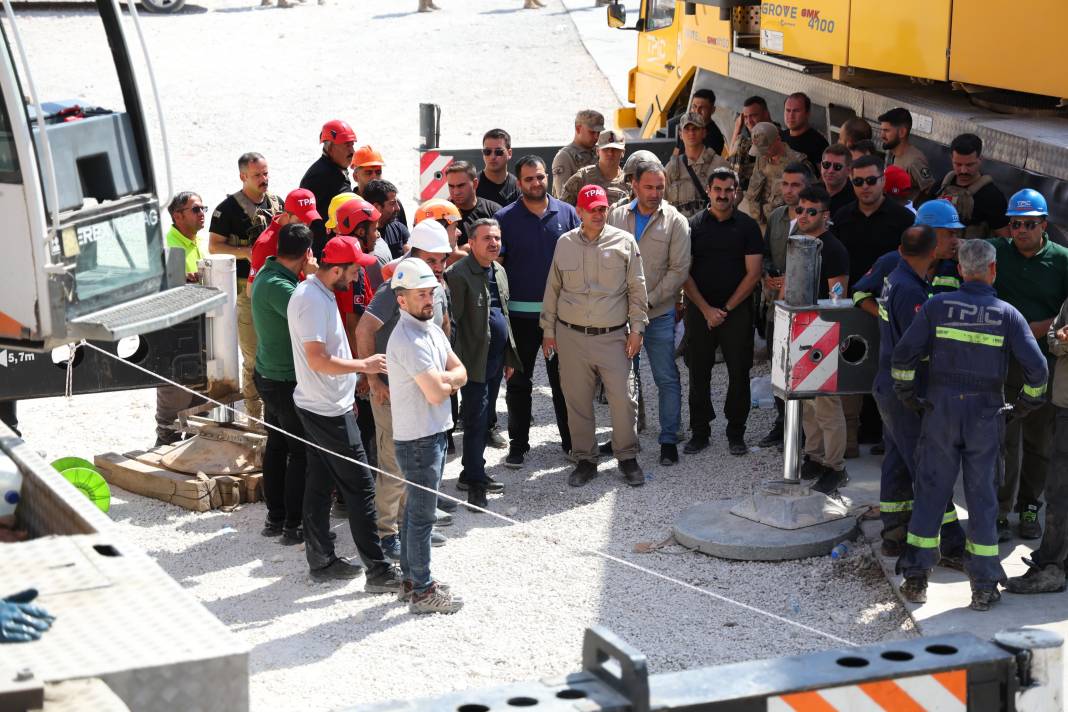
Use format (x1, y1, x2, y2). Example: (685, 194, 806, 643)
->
(408, 219, 452, 254)
(391, 257, 438, 290)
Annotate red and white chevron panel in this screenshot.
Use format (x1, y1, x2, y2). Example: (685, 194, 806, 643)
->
(788, 310, 839, 393)
(768, 669, 967, 711)
(419, 151, 453, 201)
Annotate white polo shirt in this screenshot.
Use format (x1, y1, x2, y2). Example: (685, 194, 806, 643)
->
(287, 275, 356, 417)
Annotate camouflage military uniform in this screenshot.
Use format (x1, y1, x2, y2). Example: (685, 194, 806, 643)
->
(729, 130, 757, 192)
(743, 145, 809, 229)
(561, 164, 629, 206)
(886, 144, 934, 200)
(551, 142, 596, 199)
(664, 146, 729, 218)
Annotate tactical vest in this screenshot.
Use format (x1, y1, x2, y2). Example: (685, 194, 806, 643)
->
(937, 173, 994, 238)
(229, 191, 282, 247)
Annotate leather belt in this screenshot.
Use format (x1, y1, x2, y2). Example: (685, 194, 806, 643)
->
(559, 319, 626, 336)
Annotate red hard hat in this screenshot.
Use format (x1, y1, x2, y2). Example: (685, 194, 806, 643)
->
(320, 119, 357, 144)
(335, 198, 381, 236)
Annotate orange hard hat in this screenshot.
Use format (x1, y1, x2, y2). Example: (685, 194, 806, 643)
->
(414, 198, 461, 225)
(352, 144, 385, 169)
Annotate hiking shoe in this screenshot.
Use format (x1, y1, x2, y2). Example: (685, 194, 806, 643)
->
(457, 475, 504, 493)
(683, 436, 709, 454)
(504, 446, 528, 469)
(486, 427, 508, 449)
(310, 557, 364, 582)
(659, 443, 679, 466)
(598, 441, 613, 455)
(812, 467, 848, 495)
(466, 486, 488, 511)
(900, 576, 928, 604)
(409, 582, 464, 614)
(881, 539, 903, 558)
(800, 458, 825, 480)
(398, 579, 451, 603)
(434, 508, 453, 527)
(1007, 559, 1067, 594)
(728, 437, 748, 456)
(380, 534, 400, 562)
(431, 529, 447, 547)
(1019, 504, 1042, 540)
(970, 587, 1001, 612)
(437, 495, 458, 513)
(568, 460, 598, 487)
(619, 459, 645, 487)
(997, 517, 1012, 542)
(365, 563, 403, 593)
(757, 424, 783, 448)
(261, 518, 284, 537)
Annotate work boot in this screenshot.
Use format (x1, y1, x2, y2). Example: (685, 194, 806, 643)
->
(261, 517, 284, 537)
(659, 443, 678, 466)
(619, 459, 644, 487)
(309, 556, 364, 582)
(757, 423, 783, 448)
(568, 460, 598, 487)
(728, 436, 748, 456)
(466, 485, 488, 512)
(1006, 559, 1067, 594)
(812, 467, 848, 495)
(683, 436, 709, 454)
(1019, 504, 1042, 540)
(880, 538, 903, 557)
(997, 517, 1012, 542)
(799, 457, 825, 480)
(364, 563, 403, 593)
(938, 552, 965, 572)
(899, 576, 928, 604)
(504, 445, 529, 469)
(969, 587, 1001, 612)
(457, 474, 504, 493)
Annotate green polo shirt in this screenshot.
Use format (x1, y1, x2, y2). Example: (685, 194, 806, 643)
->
(990, 235, 1068, 354)
(250, 257, 299, 381)
(165, 225, 205, 274)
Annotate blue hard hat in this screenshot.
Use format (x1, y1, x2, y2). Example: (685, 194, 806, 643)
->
(1006, 188, 1048, 217)
(915, 199, 965, 229)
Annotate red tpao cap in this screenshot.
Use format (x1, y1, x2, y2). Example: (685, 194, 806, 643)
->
(284, 188, 321, 223)
(321, 235, 377, 267)
(576, 184, 609, 211)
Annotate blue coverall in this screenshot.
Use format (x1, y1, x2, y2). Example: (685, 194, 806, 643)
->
(893, 281, 1048, 588)
(854, 259, 966, 556)
(852, 251, 961, 308)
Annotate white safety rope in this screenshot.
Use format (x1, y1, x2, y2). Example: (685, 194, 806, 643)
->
(79, 340, 858, 648)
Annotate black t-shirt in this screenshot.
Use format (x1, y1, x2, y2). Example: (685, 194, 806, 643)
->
(826, 183, 856, 217)
(688, 209, 764, 307)
(457, 197, 502, 246)
(477, 171, 519, 207)
(673, 120, 726, 156)
(783, 127, 829, 170)
(970, 181, 1010, 231)
(380, 220, 410, 259)
(831, 198, 915, 285)
(300, 155, 352, 257)
(813, 231, 850, 299)
(208, 192, 281, 279)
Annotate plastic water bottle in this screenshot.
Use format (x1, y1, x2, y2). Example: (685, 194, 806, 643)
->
(0, 453, 23, 520)
(829, 542, 852, 560)
(830, 282, 844, 305)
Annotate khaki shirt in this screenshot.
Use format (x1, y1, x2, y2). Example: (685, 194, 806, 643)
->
(608, 200, 691, 319)
(561, 164, 629, 206)
(664, 147, 729, 218)
(729, 130, 757, 190)
(743, 145, 809, 229)
(886, 144, 934, 198)
(551, 142, 596, 199)
(540, 223, 648, 337)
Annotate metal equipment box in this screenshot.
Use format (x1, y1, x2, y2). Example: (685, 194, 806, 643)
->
(770, 300, 880, 399)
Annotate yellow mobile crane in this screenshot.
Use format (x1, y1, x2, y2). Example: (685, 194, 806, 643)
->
(607, 0, 1068, 224)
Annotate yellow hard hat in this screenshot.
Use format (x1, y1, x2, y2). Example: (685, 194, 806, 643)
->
(414, 198, 461, 225)
(325, 192, 359, 230)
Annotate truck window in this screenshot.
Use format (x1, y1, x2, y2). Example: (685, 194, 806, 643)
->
(0, 91, 19, 183)
(645, 0, 675, 31)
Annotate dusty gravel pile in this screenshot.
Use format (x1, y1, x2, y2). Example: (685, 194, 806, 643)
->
(11, 1, 913, 710)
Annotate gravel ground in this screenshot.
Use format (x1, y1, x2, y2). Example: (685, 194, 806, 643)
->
(11, 2, 914, 709)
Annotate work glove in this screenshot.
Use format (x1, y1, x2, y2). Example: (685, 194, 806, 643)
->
(0, 589, 55, 643)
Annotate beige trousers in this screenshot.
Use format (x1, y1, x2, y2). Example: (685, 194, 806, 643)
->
(371, 395, 405, 538)
(802, 395, 846, 471)
(236, 288, 262, 419)
(557, 326, 638, 461)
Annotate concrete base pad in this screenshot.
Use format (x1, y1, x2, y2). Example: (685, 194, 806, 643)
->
(674, 499, 859, 561)
(730, 480, 850, 529)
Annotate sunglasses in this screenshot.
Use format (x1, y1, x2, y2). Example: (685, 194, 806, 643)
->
(482, 148, 507, 157)
(821, 161, 845, 171)
(179, 205, 208, 214)
(794, 206, 826, 217)
(851, 176, 881, 187)
(1010, 219, 1043, 230)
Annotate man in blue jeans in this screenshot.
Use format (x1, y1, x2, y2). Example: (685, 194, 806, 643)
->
(608, 160, 691, 465)
(387, 259, 468, 614)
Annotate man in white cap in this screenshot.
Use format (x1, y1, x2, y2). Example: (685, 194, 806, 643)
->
(561, 129, 629, 206)
(387, 257, 468, 613)
(355, 220, 454, 561)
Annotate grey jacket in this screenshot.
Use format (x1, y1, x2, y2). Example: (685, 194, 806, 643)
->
(607, 201, 691, 320)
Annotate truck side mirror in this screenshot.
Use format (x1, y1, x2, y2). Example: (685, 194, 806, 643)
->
(607, 2, 626, 28)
